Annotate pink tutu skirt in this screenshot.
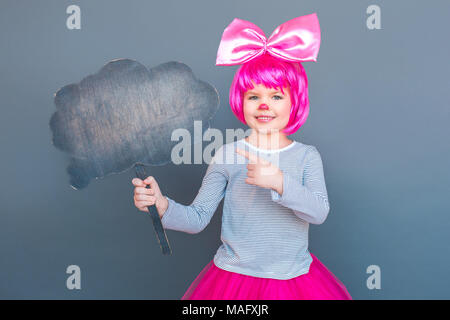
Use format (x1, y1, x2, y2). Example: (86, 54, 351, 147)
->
(182, 252, 352, 300)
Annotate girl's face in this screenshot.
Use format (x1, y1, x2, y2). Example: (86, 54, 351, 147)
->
(243, 83, 291, 134)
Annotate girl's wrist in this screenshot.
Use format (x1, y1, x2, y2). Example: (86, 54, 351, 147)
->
(156, 196, 169, 219)
(273, 170, 283, 195)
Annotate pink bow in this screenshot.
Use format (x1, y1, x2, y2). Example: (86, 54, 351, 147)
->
(216, 13, 321, 66)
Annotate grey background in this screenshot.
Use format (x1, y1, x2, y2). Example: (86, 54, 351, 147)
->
(1, 0, 449, 299)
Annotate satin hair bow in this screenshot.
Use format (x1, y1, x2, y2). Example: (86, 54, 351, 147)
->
(216, 13, 321, 66)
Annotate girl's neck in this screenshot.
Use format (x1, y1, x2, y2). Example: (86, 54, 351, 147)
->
(244, 131, 293, 151)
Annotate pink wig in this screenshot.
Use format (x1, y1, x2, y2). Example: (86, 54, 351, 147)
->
(229, 54, 310, 135)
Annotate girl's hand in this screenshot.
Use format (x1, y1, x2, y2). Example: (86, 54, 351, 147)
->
(235, 148, 283, 195)
(132, 176, 169, 219)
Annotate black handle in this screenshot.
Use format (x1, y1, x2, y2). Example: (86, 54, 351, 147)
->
(134, 163, 172, 255)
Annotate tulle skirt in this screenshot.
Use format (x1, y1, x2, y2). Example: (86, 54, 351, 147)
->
(181, 252, 352, 300)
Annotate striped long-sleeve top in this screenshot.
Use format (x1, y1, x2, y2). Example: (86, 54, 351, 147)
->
(161, 138, 330, 280)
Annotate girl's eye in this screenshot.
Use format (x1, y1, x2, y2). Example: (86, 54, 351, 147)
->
(248, 96, 258, 100)
(272, 95, 283, 100)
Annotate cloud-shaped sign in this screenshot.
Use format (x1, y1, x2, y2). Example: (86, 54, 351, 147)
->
(50, 58, 219, 190)
(50, 59, 220, 255)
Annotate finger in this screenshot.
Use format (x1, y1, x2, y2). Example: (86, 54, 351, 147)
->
(247, 171, 255, 178)
(236, 148, 271, 165)
(132, 178, 146, 187)
(245, 177, 255, 185)
(138, 198, 155, 205)
(137, 199, 155, 207)
(137, 204, 150, 212)
(137, 206, 150, 212)
(236, 148, 260, 164)
(135, 194, 154, 202)
(144, 176, 161, 193)
(135, 187, 153, 195)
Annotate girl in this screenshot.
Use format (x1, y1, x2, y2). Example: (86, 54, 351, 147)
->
(132, 13, 352, 300)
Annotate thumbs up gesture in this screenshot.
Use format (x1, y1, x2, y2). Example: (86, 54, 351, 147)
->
(235, 148, 284, 195)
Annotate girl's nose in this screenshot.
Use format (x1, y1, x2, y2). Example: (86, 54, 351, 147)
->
(258, 103, 269, 110)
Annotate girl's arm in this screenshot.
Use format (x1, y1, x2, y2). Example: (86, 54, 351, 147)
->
(161, 147, 228, 234)
(270, 146, 330, 224)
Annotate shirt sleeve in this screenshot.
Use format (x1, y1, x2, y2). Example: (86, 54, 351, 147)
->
(270, 146, 330, 224)
(160, 147, 228, 234)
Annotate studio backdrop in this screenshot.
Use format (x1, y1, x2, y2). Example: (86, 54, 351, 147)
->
(0, 0, 449, 299)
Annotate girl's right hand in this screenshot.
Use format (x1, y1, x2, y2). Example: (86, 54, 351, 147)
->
(132, 176, 169, 219)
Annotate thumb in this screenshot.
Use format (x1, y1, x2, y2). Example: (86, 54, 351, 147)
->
(144, 176, 162, 194)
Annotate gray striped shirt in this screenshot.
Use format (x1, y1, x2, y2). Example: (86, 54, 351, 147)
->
(161, 138, 330, 280)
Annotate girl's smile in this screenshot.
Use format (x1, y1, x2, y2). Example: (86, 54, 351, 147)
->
(254, 104, 276, 122)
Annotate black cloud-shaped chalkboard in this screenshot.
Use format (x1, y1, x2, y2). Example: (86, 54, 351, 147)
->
(50, 58, 220, 190)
